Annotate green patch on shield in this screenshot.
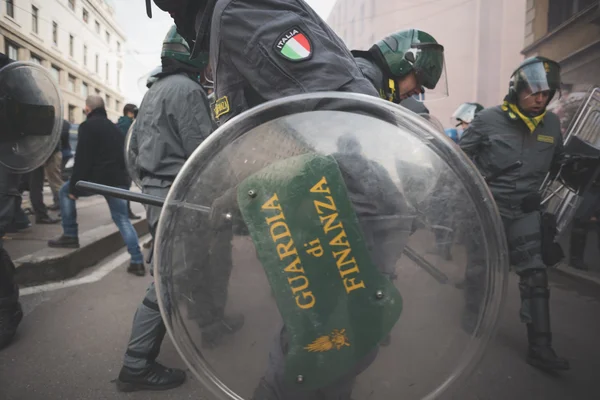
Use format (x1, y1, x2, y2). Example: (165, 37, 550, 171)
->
(237, 153, 403, 390)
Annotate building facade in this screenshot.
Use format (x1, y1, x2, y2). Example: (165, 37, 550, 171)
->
(327, 0, 526, 126)
(1, 0, 126, 123)
(523, 0, 599, 92)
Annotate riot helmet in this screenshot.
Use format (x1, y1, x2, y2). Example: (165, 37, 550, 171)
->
(146, 65, 163, 88)
(508, 57, 561, 106)
(370, 29, 448, 103)
(452, 102, 484, 127)
(161, 25, 208, 71)
(147, 0, 204, 49)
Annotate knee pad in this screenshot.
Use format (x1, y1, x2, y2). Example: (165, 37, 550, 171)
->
(525, 269, 548, 288)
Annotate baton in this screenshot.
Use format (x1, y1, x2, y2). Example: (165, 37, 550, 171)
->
(76, 181, 449, 284)
(75, 181, 213, 214)
(485, 161, 523, 183)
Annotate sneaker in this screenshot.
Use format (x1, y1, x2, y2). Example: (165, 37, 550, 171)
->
(48, 203, 60, 211)
(128, 211, 141, 220)
(116, 362, 186, 392)
(48, 235, 79, 249)
(36, 215, 60, 224)
(127, 263, 145, 277)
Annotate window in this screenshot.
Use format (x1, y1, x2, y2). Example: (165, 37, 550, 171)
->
(32, 6, 39, 34)
(115, 100, 120, 112)
(106, 94, 111, 109)
(69, 35, 74, 57)
(548, 0, 598, 31)
(52, 22, 58, 46)
(68, 105, 76, 123)
(95, 54, 99, 73)
(83, 45, 87, 66)
(68, 75, 76, 92)
(68, 0, 75, 11)
(6, 0, 14, 18)
(50, 65, 60, 83)
(6, 42, 18, 60)
(117, 68, 121, 88)
(81, 82, 88, 98)
(95, 88, 101, 96)
(106, 31, 110, 44)
(117, 41, 121, 53)
(105, 62, 109, 81)
(82, 8, 89, 23)
(30, 54, 42, 64)
(95, 21, 100, 34)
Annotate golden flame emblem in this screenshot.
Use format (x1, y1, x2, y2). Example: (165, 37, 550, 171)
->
(304, 329, 351, 353)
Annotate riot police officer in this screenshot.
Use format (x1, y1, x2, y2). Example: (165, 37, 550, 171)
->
(459, 57, 569, 370)
(116, 26, 219, 392)
(0, 53, 63, 350)
(452, 102, 484, 130)
(351, 29, 446, 114)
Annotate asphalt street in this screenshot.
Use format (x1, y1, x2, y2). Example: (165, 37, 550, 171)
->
(1, 241, 599, 400)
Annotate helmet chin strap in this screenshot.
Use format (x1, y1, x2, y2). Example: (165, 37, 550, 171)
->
(146, 0, 152, 17)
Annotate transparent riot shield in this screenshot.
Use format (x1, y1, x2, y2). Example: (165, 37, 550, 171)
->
(124, 120, 142, 189)
(0, 61, 63, 173)
(419, 113, 445, 134)
(154, 92, 508, 400)
(541, 86, 600, 235)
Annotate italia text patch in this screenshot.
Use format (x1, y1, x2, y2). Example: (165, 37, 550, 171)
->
(537, 134, 554, 144)
(275, 27, 312, 62)
(214, 96, 230, 119)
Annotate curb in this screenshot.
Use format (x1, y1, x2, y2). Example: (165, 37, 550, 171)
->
(551, 263, 600, 287)
(14, 218, 149, 287)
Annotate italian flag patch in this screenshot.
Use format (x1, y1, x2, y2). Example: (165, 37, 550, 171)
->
(275, 27, 312, 61)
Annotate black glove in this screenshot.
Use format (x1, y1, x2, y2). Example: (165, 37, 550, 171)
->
(520, 193, 542, 213)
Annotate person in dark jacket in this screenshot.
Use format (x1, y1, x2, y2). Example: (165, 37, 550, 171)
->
(116, 103, 141, 220)
(48, 96, 144, 276)
(116, 104, 138, 136)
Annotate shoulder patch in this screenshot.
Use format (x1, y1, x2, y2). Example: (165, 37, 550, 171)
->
(274, 26, 313, 62)
(214, 96, 230, 119)
(537, 134, 554, 144)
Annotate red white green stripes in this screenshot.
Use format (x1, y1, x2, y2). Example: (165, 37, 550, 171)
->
(280, 33, 311, 60)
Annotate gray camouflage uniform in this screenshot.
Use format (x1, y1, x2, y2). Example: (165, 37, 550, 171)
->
(123, 72, 215, 370)
(459, 106, 564, 323)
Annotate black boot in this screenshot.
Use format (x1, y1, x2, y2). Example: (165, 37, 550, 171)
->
(521, 270, 570, 371)
(526, 325, 570, 370)
(0, 250, 23, 350)
(127, 263, 145, 277)
(201, 314, 245, 349)
(0, 289, 23, 351)
(116, 362, 186, 392)
(48, 235, 79, 248)
(570, 226, 589, 270)
(128, 202, 141, 220)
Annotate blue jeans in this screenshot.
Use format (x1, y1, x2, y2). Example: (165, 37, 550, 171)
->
(59, 181, 143, 264)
